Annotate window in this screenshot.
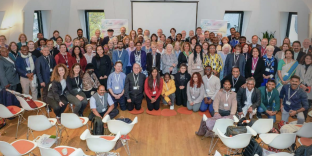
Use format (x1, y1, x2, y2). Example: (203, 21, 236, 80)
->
(33, 11, 43, 42)
(286, 12, 298, 43)
(223, 11, 244, 36)
(85, 10, 105, 41)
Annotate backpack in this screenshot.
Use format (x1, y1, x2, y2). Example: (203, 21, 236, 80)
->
(225, 126, 247, 137)
(242, 138, 263, 156)
(295, 145, 312, 156)
(237, 117, 257, 127)
(91, 116, 104, 135)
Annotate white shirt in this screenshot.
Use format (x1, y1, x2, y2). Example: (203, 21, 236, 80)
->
(245, 88, 254, 105)
(90, 93, 114, 111)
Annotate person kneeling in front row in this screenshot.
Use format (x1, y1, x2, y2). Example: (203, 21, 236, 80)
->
(162, 73, 176, 109)
(88, 85, 119, 121)
(213, 80, 237, 117)
(187, 72, 205, 112)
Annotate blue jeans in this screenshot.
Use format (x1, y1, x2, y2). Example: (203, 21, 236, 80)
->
(111, 94, 127, 111)
(199, 98, 214, 116)
(257, 106, 276, 123)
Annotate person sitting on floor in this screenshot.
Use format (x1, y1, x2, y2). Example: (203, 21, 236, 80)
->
(187, 72, 205, 112)
(213, 80, 237, 117)
(88, 85, 119, 121)
(162, 73, 176, 110)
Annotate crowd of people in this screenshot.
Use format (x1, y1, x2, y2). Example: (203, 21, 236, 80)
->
(0, 26, 311, 126)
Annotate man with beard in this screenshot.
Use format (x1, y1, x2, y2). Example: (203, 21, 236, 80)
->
(74, 28, 88, 46)
(117, 27, 127, 42)
(279, 75, 309, 124)
(221, 67, 246, 93)
(292, 41, 305, 62)
(112, 41, 129, 73)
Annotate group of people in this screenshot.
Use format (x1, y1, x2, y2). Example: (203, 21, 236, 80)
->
(0, 26, 311, 125)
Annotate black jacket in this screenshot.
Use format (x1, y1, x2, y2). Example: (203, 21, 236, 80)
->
(236, 87, 261, 112)
(47, 80, 67, 103)
(174, 72, 191, 87)
(296, 51, 305, 63)
(124, 72, 146, 99)
(221, 74, 246, 93)
(146, 52, 161, 73)
(245, 57, 265, 88)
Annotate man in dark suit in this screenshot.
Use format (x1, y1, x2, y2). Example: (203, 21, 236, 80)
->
(248, 35, 261, 51)
(224, 45, 246, 77)
(292, 41, 305, 63)
(94, 29, 103, 46)
(116, 27, 127, 42)
(185, 30, 194, 43)
(221, 67, 246, 93)
(237, 77, 261, 119)
(46, 39, 59, 57)
(35, 45, 56, 103)
(101, 29, 114, 46)
(227, 27, 236, 42)
(146, 47, 161, 75)
(0, 48, 20, 90)
(301, 38, 312, 54)
(269, 38, 281, 55)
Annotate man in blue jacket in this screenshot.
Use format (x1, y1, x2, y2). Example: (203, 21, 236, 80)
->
(35, 45, 56, 103)
(16, 45, 37, 99)
(112, 41, 129, 73)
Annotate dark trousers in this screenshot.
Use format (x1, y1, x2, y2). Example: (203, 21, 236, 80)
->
(47, 95, 68, 118)
(126, 66, 132, 75)
(83, 88, 97, 98)
(88, 108, 119, 121)
(146, 96, 160, 111)
(99, 79, 107, 90)
(66, 91, 88, 115)
(176, 87, 187, 107)
(41, 84, 49, 103)
(111, 94, 126, 111)
(127, 94, 143, 111)
(303, 99, 312, 120)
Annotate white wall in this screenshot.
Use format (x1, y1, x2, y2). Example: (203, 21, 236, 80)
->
(0, 0, 311, 45)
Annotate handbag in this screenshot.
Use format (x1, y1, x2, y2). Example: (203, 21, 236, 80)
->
(225, 126, 247, 137)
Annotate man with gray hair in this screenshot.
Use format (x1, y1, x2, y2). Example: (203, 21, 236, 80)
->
(117, 27, 127, 42)
(301, 38, 312, 54)
(186, 30, 195, 42)
(236, 77, 261, 118)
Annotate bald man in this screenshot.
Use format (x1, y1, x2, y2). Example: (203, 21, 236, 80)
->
(181, 30, 187, 42)
(301, 38, 312, 54)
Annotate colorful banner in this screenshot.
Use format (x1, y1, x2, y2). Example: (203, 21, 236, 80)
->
(101, 19, 128, 37)
(200, 19, 227, 37)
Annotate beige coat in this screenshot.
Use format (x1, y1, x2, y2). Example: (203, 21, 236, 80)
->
(187, 53, 204, 76)
(295, 64, 312, 99)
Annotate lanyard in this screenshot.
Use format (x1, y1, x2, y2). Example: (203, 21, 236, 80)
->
(232, 76, 238, 86)
(288, 86, 299, 101)
(75, 77, 80, 88)
(99, 95, 105, 107)
(133, 73, 139, 86)
(225, 91, 230, 102)
(117, 49, 123, 58)
(252, 58, 258, 69)
(266, 57, 274, 67)
(165, 81, 169, 91)
(192, 85, 198, 96)
(153, 79, 157, 90)
(114, 73, 120, 83)
(62, 54, 68, 64)
(266, 89, 272, 104)
(76, 58, 80, 63)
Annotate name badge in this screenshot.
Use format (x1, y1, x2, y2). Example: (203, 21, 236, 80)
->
(192, 96, 195, 99)
(153, 91, 156, 95)
(133, 86, 138, 90)
(286, 100, 291, 105)
(206, 89, 210, 93)
(50, 68, 53, 72)
(265, 68, 270, 72)
(26, 67, 31, 71)
(102, 108, 105, 112)
(14, 68, 16, 70)
(77, 88, 81, 92)
(115, 86, 120, 90)
(197, 66, 201, 69)
(244, 101, 249, 105)
(251, 70, 255, 74)
(284, 73, 289, 76)
(213, 66, 216, 69)
(231, 88, 235, 92)
(224, 103, 229, 107)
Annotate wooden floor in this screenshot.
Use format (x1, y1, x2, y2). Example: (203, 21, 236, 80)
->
(0, 99, 311, 156)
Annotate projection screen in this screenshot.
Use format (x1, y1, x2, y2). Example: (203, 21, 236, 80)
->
(132, 1, 198, 37)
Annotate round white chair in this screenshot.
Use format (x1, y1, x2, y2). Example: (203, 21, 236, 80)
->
(0, 140, 37, 156)
(0, 104, 25, 138)
(27, 115, 58, 142)
(296, 122, 312, 146)
(39, 146, 78, 156)
(259, 133, 296, 150)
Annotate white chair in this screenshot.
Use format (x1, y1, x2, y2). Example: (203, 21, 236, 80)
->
(60, 113, 89, 139)
(39, 146, 79, 156)
(15, 95, 46, 115)
(251, 119, 273, 135)
(259, 133, 296, 151)
(267, 152, 294, 156)
(208, 118, 234, 154)
(216, 126, 257, 155)
(27, 115, 58, 142)
(0, 140, 37, 156)
(70, 148, 89, 156)
(0, 104, 25, 138)
(296, 122, 312, 145)
(80, 129, 121, 155)
(103, 115, 138, 156)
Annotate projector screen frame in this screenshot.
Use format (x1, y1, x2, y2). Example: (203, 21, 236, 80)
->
(131, 1, 199, 31)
